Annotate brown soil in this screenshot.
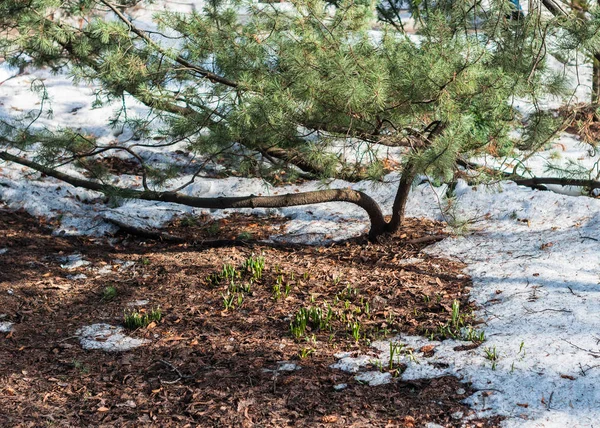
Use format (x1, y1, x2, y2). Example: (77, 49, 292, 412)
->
(0, 203, 501, 427)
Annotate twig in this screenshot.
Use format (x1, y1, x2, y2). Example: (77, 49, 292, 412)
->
(473, 387, 504, 393)
(0, 70, 28, 86)
(523, 307, 572, 314)
(157, 359, 189, 384)
(579, 363, 600, 376)
(57, 335, 80, 343)
(405, 234, 449, 245)
(563, 339, 600, 357)
(546, 391, 554, 411)
(107, 218, 185, 243)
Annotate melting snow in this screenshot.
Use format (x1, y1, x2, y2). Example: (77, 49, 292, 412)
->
(1, 4, 600, 426)
(263, 361, 302, 374)
(127, 299, 149, 307)
(0, 322, 14, 333)
(76, 323, 150, 352)
(330, 354, 372, 373)
(354, 371, 392, 386)
(60, 253, 91, 270)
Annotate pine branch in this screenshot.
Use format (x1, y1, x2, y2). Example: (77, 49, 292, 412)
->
(99, 0, 238, 88)
(457, 158, 600, 191)
(512, 176, 600, 190)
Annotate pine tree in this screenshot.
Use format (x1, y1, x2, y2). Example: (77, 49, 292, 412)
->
(0, 0, 570, 240)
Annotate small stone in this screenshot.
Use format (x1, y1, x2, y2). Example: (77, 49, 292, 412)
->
(456, 388, 466, 395)
(333, 383, 348, 391)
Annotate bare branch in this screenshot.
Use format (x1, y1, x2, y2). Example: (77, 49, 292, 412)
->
(0, 150, 387, 239)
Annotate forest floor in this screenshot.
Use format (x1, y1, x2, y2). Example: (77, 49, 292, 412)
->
(0, 203, 501, 427)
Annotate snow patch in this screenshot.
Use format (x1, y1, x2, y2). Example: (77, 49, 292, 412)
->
(0, 6, 599, 426)
(127, 299, 149, 307)
(0, 322, 14, 333)
(328, 182, 600, 425)
(76, 323, 149, 352)
(355, 371, 392, 386)
(330, 354, 372, 373)
(60, 253, 91, 270)
(263, 361, 301, 374)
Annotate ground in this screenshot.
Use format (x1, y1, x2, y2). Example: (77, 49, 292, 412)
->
(0, 203, 501, 427)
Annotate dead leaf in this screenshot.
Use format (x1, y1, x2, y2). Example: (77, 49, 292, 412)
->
(419, 345, 436, 356)
(401, 415, 415, 427)
(163, 336, 187, 342)
(146, 321, 157, 330)
(321, 415, 339, 423)
(97, 406, 110, 412)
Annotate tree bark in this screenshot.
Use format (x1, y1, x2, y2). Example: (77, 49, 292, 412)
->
(541, 0, 600, 105)
(384, 159, 417, 234)
(0, 151, 388, 240)
(457, 158, 600, 191)
(512, 176, 600, 191)
(593, 57, 600, 104)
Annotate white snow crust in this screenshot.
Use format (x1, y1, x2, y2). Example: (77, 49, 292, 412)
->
(76, 323, 150, 352)
(1, 2, 600, 426)
(330, 182, 600, 426)
(0, 322, 14, 333)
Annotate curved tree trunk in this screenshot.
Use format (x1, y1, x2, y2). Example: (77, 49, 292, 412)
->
(384, 159, 417, 234)
(594, 57, 600, 104)
(0, 151, 388, 240)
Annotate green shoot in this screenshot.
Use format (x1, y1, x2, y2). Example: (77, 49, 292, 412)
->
(102, 286, 117, 301)
(123, 307, 162, 330)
